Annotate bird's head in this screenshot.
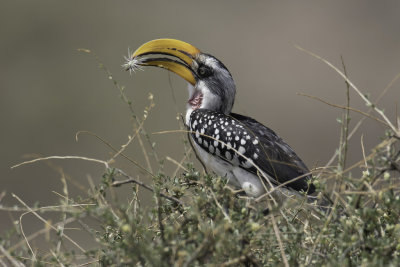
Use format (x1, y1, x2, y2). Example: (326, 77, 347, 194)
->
(124, 39, 236, 118)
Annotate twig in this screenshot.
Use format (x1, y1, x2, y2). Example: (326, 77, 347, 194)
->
(75, 131, 155, 178)
(360, 134, 368, 169)
(0, 244, 25, 267)
(340, 55, 351, 173)
(316, 70, 400, 179)
(75, 259, 100, 266)
(12, 194, 86, 255)
(267, 200, 289, 267)
(209, 190, 231, 223)
(220, 254, 253, 267)
(78, 48, 160, 164)
(295, 44, 399, 137)
(0, 257, 8, 267)
(56, 169, 69, 255)
(166, 156, 188, 173)
(156, 193, 165, 244)
(87, 174, 120, 221)
(353, 134, 370, 209)
(11, 156, 109, 169)
(334, 56, 351, 196)
(298, 93, 388, 126)
(9, 217, 77, 253)
(182, 232, 213, 267)
(133, 120, 153, 173)
(320, 137, 397, 184)
(112, 169, 183, 206)
(306, 189, 340, 264)
(50, 250, 65, 267)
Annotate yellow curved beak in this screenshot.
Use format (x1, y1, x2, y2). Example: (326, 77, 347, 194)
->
(128, 39, 201, 85)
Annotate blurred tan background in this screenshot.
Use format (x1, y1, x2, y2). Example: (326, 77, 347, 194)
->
(1, 0, 400, 246)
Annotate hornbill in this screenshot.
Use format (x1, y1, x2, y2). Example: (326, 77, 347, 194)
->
(124, 39, 315, 203)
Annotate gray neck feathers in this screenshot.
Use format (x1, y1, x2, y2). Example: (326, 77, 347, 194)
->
(202, 67, 236, 114)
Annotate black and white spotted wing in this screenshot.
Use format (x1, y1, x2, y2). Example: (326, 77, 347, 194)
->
(189, 109, 315, 194)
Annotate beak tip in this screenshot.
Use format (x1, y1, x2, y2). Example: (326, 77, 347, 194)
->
(123, 55, 142, 72)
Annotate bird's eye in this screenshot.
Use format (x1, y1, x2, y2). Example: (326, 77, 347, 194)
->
(197, 65, 212, 78)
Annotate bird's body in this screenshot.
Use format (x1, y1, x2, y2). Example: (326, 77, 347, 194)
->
(189, 108, 267, 197)
(125, 39, 315, 203)
(188, 108, 314, 198)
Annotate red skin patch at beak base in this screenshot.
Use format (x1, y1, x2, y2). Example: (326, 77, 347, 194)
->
(188, 91, 203, 110)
